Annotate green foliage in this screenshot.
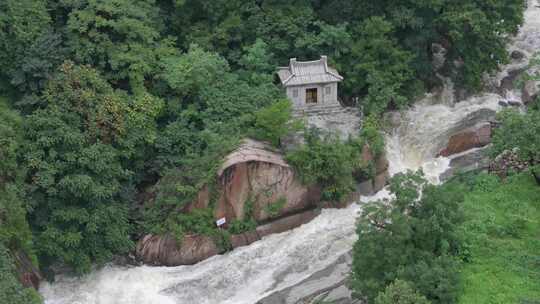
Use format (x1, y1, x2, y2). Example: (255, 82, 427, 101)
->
(228, 197, 256, 234)
(228, 219, 257, 235)
(287, 130, 362, 202)
(0, 244, 42, 304)
(347, 17, 417, 115)
(264, 197, 287, 218)
(0, 0, 51, 77)
(252, 99, 301, 147)
(0, 98, 40, 301)
(491, 108, 540, 164)
(440, 0, 524, 89)
(375, 280, 431, 304)
(458, 173, 540, 303)
(160, 208, 217, 243)
(351, 171, 465, 304)
(64, 0, 175, 92)
(22, 63, 164, 273)
(360, 115, 385, 158)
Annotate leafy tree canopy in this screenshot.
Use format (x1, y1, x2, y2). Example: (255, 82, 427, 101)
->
(351, 171, 465, 304)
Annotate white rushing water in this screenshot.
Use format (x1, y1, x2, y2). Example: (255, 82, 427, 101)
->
(41, 1, 540, 303)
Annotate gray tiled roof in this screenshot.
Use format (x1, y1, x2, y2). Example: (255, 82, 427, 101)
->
(277, 56, 343, 86)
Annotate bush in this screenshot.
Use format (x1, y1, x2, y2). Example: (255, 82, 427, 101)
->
(491, 108, 540, 164)
(375, 280, 431, 304)
(252, 99, 302, 147)
(287, 130, 361, 202)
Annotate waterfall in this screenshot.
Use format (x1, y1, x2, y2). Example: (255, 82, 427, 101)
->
(40, 1, 540, 303)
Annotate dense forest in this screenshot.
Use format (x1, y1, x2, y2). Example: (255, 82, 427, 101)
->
(0, 0, 534, 303)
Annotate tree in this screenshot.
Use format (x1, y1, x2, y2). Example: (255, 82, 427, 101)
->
(351, 171, 464, 303)
(64, 0, 176, 92)
(491, 108, 540, 164)
(252, 100, 301, 147)
(23, 62, 161, 273)
(0, 0, 55, 100)
(375, 280, 431, 304)
(346, 17, 417, 114)
(0, 99, 41, 304)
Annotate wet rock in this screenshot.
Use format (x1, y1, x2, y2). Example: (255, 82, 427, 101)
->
(507, 99, 522, 107)
(357, 180, 374, 196)
(522, 80, 540, 104)
(373, 171, 390, 193)
(255, 210, 320, 238)
(511, 50, 525, 60)
(383, 111, 402, 129)
(360, 144, 374, 164)
(432, 43, 447, 71)
(498, 100, 509, 107)
(215, 139, 321, 223)
(375, 154, 389, 173)
(136, 234, 221, 266)
(230, 231, 261, 249)
(438, 122, 492, 157)
(256, 252, 353, 304)
(12, 250, 42, 290)
(440, 146, 491, 181)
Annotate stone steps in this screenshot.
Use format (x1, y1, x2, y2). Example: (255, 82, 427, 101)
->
(293, 106, 360, 118)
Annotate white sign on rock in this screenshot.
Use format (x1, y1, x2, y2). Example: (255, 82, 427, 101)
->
(216, 217, 226, 227)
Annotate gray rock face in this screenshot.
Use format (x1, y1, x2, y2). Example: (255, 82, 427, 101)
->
(522, 80, 540, 104)
(383, 111, 402, 129)
(511, 50, 526, 61)
(256, 252, 360, 304)
(440, 146, 491, 181)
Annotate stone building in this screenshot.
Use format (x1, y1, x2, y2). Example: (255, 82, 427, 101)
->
(277, 55, 343, 110)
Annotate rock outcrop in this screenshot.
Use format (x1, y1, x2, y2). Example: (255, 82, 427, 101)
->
(357, 145, 390, 196)
(438, 122, 492, 157)
(440, 146, 492, 182)
(136, 234, 221, 266)
(12, 250, 43, 290)
(214, 139, 322, 223)
(489, 149, 531, 178)
(522, 80, 540, 104)
(136, 210, 321, 266)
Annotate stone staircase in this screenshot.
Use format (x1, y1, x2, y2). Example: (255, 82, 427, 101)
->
(293, 104, 360, 118)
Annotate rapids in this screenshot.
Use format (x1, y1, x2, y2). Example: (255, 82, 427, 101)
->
(40, 1, 540, 303)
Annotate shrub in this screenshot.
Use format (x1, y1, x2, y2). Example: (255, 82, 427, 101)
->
(252, 99, 302, 147)
(287, 130, 361, 202)
(375, 280, 431, 304)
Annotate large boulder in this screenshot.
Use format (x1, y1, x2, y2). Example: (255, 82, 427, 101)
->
(136, 210, 322, 266)
(255, 209, 320, 238)
(357, 144, 390, 196)
(438, 122, 492, 157)
(136, 234, 221, 266)
(522, 80, 540, 104)
(215, 139, 321, 223)
(440, 146, 491, 181)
